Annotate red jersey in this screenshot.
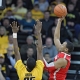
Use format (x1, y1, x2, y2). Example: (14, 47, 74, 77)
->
(44, 52, 71, 80)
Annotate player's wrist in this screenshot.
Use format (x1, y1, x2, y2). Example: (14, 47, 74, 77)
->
(13, 33, 17, 38)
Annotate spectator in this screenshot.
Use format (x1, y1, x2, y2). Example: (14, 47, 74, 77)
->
(8, 34, 13, 47)
(31, 4, 44, 20)
(12, 0, 27, 20)
(35, 0, 49, 12)
(0, 54, 10, 80)
(6, 0, 13, 7)
(23, 0, 33, 10)
(0, 34, 16, 54)
(43, 37, 58, 60)
(0, 27, 8, 54)
(43, 52, 53, 80)
(47, 26, 56, 42)
(5, 47, 15, 67)
(41, 10, 53, 44)
(69, 0, 80, 11)
(19, 11, 35, 35)
(4, 47, 18, 80)
(49, 2, 56, 17)
(44, 52, 52, 63)
(55, 0, 64, 4)
(21, 47, 37, 64)
(2, 7, 15, 20)
(20, 35, 36, 56)
(74, 24, 80, 44)
(66, 3, 79, 29)
(1, 18, 12, 35)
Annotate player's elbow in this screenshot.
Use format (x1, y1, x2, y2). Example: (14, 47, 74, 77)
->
(54, 58, 67, 69)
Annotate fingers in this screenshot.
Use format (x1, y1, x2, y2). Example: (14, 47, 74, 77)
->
(10, 24, 12, 28)
(11, 21, 18, 28)
(17, 26, 20, 30)
(36, 20, 42, 24)
(34, 24, 36, 30)
(16, 22, 17, 27)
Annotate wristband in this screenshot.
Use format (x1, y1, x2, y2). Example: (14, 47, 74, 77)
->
(13, 33, 17, 38)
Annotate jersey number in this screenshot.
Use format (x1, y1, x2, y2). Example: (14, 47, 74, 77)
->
(24, 77, 35, 80)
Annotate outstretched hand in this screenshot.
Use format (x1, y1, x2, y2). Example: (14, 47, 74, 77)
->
(10, 21, 19, 33)
(35, 20, 42, 33)
(58, 17, 64, 22)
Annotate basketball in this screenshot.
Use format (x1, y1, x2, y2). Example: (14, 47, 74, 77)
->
(54, 4, 67, 17)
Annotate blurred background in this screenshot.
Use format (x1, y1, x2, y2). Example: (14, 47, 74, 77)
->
(0, 0, 80, 80)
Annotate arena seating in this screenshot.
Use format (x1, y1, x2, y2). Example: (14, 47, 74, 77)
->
(66, 51, 80, 80)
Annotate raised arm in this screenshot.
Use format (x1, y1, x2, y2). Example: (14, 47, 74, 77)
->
(35, 20, 43, 61)
(54, 18, 64, 51)
(10, 21, 21, 61)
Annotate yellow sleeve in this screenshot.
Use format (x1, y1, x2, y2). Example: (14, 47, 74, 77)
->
(36, 60, 44, 76)
(14, 60, 26, 78)
(36, 60, 44, 68)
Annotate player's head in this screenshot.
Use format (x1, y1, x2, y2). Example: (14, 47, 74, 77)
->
(61, 41, 74, 53)
(26, 57, 36, 72)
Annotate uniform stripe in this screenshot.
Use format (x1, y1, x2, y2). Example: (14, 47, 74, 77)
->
(43, 58, 54, 67)
(53, 53, 67, 80)
(53, 68, 60, 80)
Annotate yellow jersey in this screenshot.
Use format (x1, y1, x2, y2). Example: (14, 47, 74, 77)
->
(15, 60, 44, 80)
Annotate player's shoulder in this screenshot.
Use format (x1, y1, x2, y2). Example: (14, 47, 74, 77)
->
(36, 60, 44, 67)
(54, 52, 71, 60)
(15, 60, 23, 68)
(36, 60, 44, 64)
(58, 52, 71, 61)
(58, 52, 71, 57)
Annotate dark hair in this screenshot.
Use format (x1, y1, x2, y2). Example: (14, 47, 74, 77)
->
(27, 57, 36, 72)
(44, 10, 50, 14)
(3, 18, 10, 22)
(34, 4, 39, 8)
(66, 41, 74, 53)
(44, 52, 50, 56)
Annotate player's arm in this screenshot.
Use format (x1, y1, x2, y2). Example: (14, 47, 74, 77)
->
(35, 20, 43, 61)
(54, 58, 67, 69)
(44, 58, 67, 69)
(10, 21, 21, 61)
(54, 18, 64, 51)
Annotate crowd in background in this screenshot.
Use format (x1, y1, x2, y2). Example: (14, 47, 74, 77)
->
(0, 0, 80, 80)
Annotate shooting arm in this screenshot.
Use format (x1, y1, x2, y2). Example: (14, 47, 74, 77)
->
(54, 19, 62, 51)
(43, 58, 67, 69)
(54, 58, 67, 69)
(13, 34, 21, 61)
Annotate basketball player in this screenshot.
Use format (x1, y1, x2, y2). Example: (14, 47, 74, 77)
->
(10, 20, 44, 80)
(43, 18, 74, 80)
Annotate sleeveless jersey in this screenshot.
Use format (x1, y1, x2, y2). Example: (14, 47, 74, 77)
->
(44, 52, 71, 80)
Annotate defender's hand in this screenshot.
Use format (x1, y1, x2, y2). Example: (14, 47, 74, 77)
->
(10, 21, 19, 33)
(35, 20, 42, 33)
